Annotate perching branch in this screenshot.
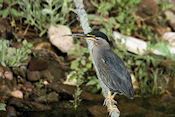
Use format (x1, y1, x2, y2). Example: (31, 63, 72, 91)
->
(73, 0, 120, 116)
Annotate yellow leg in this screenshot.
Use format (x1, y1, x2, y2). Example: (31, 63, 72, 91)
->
(103, 91, 120, 114)
(103, 91, 117, 106)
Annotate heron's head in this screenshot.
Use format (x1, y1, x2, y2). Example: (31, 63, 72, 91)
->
(64, 31, 110, 46)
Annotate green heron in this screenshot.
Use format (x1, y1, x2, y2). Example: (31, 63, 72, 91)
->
(66, 31, 134, 112)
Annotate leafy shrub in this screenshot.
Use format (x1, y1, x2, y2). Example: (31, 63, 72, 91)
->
(68, 43, 100, 109)
(0, 0, 74, 36)
(0, 39, 32, 67)
(0, 103, 6, 111)
(17, 0, 73, 36)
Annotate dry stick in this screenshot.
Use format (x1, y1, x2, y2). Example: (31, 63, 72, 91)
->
(73, 0, 120, 117)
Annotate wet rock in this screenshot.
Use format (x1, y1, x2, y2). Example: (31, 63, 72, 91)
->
(28, 57, 48, 71)
(27, 71, 41, 82)
(0, 84, 11, 98)
(165, 10, 175, 31)
(11, 90, 23, 99)
(9, 98, 51, 111)
(33, 48, 69, 70)
(40, 70, 52, 81)
(7, 106, 16, 117)
(48, 25, 75, 53)
(4, 71, 13, 80)
(88, 105, 108, 117)
(34, 92, 59, 103)
(47, 82, 103, 101)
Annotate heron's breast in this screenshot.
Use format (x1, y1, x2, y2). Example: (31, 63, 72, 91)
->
(92, 46, 106, 65)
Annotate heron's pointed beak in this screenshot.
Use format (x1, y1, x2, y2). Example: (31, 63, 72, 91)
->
(63, 34, 96, 41)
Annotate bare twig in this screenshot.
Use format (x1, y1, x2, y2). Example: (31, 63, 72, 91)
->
(73, 0, 120, 116)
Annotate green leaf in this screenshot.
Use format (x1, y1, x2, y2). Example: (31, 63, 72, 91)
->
(82, 48, 89, 53)
(68, 50, 74, 55)
(81, 59, 86, 66)
(1, 8, 10, 18)
(10, 8, 22, 17)
(0, 103, 6, 111)
(27, 43, 33, 48)
(86, 63, 92, 69)
(71, 60, 79, 70)
(91, 1, 98, 7)
(153, 43, 171, 56)
(86, 80, 96, 86)
(1, 61, 6, 67)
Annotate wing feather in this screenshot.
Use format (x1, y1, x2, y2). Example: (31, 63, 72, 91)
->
(96, 49, 134, 98)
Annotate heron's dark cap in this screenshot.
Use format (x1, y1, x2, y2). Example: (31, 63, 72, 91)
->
(88, 31, 110, 44)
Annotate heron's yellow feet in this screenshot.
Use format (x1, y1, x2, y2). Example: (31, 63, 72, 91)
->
(103, 91, 117, 106)
(103, 91, 120, 114)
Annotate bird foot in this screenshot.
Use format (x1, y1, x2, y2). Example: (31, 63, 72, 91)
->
(103, 92, 117, 106)
(103, 91, 120, 115)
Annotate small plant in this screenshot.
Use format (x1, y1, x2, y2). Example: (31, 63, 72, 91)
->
(86, 76, 101, 93)
(0, 103, 6, 111)
(17, 0, 74, 36)
(0, 39, 32, 67)
(0, 0, 22, 18)
(0, 0, 74, 36)
(68, 43, 98, 109)
(115, 41, 175, 95)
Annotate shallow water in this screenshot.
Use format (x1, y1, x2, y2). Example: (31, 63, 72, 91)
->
(0, 95, 175, 117)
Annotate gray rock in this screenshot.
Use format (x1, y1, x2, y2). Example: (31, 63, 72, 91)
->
(48, 25, 75, 53)
(27, 71, 41, 82)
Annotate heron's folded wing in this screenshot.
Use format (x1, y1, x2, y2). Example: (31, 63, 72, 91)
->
(97, 49, 134, 98)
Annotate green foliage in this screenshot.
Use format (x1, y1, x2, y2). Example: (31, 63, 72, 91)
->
(90, 0, 141, 37)
(86, 76, 101, 93)
(115, 42, 175, 95)
(158, 0, 174, 12)
(17, 0, 73, 36)
(0, 0, 74, 36)
(0, 103, 6, 111)
(0, 0, 22, 18)
(90, 0, 173, 43)
(68, 43, 99, 109)
(0, 39, 32, 67)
